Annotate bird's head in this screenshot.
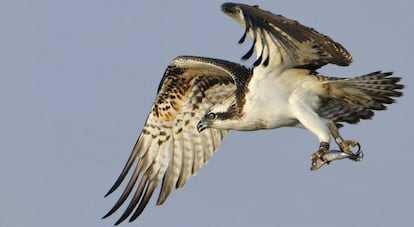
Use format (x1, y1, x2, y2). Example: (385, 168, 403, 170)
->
(197, 99, 240, 132)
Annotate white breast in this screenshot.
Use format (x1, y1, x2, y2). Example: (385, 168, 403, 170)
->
(237, 67, 313, 130)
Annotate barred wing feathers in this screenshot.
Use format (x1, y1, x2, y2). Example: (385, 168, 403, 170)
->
(221, 2, 352, 70)
(103, 56, 250, 224)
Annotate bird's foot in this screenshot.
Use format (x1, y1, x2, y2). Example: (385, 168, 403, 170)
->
(338, 140, 364, 161)
(310, 142, 329, 171)
(339, 140, 360, 154)
(310, 141, 364, 171)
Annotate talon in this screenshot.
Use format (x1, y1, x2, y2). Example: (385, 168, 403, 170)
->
(310, 142, 329, 171)
(311, 151, 322, 160)
(311, 148, 364, 170)
(348, 150, 364, 162)
(355, 142, 361, 153)
(311, 157, 326, 171)
(340, 140, 360, 154)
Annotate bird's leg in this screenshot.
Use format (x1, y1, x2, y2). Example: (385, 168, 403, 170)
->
(310, 142, 330, 170)
(328, 121, 363, 162)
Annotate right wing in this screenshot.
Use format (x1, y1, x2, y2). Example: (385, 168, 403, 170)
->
(221, 2, 353, 71)
(103, 56, 250, 225)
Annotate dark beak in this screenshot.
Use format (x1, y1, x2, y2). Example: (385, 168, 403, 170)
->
(197, 120, 209, 132)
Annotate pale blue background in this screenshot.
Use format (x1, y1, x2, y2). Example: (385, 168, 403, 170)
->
(1, 1, 413, 226)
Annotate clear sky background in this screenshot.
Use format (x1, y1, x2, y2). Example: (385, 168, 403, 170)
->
(1, 1, 413, 226)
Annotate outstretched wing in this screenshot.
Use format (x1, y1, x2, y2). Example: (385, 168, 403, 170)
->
(103, 56, 250, 225)
(317, 71, 404, 124)
(221, 2, 352, 71)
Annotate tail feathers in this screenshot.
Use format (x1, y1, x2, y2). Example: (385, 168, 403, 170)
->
(324, 71, 403, 109)
(349, 71, 403, 107)
(318, 71, 404, 124)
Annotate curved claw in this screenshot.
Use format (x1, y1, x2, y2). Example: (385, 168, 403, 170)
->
(341, 141, 363, 162)
(353, 142, 361, 154)
(348, 149, 364, 162)
(341, 140, 360, 154)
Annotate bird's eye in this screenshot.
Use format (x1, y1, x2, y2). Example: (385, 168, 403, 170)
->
(207, 112, 217, 120)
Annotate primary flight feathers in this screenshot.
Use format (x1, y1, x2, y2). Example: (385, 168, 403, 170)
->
(103, 2, 403, 224)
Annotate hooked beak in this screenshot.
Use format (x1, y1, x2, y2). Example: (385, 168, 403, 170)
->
(197, 120, 210, 132)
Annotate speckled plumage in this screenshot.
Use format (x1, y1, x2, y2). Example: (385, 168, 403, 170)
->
(103, 56, 251, 224)
(104, 3, 404, 224)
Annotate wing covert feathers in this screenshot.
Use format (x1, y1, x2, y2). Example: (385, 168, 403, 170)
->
(104, 56, 250, 224)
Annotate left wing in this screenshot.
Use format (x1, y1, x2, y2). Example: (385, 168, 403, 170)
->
(103, 56, 250, 224)
(221, 2, 352, 70)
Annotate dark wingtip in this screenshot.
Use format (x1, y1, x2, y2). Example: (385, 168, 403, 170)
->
(238, 29, 247, 44)
(221, 2, 238, 14)
(241, 40, 255, 60)
(102, 210, 113, 220)
(253, 46, 266, 67)
(102, 199, 122, 220)
(263, 55, 269, 67)
(253, 54, 263, 67)
(113, 208, 131, 225)
(104, 146, 141, 198)
(104, 179, 122, 198)
(114, 218, 124, 226)
(128, 183, 156, 223)
(104, 189, 114, 198)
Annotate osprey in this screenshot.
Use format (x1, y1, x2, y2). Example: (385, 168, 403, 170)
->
(103, 2, 404, 224)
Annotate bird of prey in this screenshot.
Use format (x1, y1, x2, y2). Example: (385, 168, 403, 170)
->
(103, 2, 404, 224)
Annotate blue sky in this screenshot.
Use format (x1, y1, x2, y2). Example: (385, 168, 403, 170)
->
(1, 1, 413, 226)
